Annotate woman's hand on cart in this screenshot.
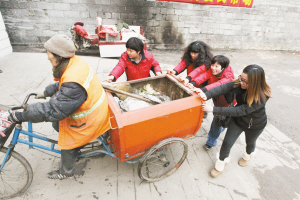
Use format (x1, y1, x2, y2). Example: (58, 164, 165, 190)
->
(193, 88, 207, 100)
(105, 75, 115, 83)
(156, 71, 162, 76)
(177, 75, 189, 85)
(166, 68, 176, 75)
(185, 83, 194, 89)
(201, 104, 213, 112)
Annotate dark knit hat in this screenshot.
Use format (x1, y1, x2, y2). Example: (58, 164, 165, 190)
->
(44, 34, 76, 58)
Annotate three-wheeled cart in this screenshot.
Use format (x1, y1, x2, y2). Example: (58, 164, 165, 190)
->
(0, 74, 204, 199)
(106, 74, 205, 181)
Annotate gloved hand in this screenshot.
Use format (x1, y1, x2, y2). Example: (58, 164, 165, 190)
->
(35, 92, 46, 99)
(166, 68, 176, 75)
(0, 110, 13, 137)
(105, 75, 115, 83)
(156, 72, 162, 76)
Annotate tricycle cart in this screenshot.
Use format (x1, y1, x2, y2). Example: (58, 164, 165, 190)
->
(0, 74, 204, 199)
(107, 74, 205, 181)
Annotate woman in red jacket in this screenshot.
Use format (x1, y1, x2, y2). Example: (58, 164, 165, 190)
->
(167, 41, 213, 85)
(106, 37, 162, 82)
(192, 55, 235, 150)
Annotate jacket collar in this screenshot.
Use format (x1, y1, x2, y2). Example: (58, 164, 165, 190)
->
(215, 65, 232, 77)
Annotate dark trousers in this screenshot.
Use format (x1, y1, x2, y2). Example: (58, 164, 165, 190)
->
(52, 121, 80, 174)
(60, 148, 80, 174)
(219, 119, 264, 161)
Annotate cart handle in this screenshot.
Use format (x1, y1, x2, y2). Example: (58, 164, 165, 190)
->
(167, 73, 206, 102)
(109, 116, 118, 130)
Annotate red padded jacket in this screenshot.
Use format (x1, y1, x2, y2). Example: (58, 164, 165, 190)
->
(109, 49, 162, 81)
(174, 60, 207, 80)
(190, 66, 235, 107)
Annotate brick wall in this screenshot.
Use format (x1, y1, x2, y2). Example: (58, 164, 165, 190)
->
(0, 0, 299, 51)
(0, 10, 12, 58)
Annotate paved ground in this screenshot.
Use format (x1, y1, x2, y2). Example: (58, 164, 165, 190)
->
(0, 51, 300, 200)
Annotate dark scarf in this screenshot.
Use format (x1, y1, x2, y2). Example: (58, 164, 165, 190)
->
(52, 59, 70, 79)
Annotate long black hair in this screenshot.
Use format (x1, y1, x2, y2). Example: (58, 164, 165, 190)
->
(181, 41, 213, 70)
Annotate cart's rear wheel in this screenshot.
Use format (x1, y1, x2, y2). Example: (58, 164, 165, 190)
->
(138, 138, 188, 182)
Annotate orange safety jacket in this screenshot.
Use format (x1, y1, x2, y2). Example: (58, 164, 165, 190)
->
(57, 56, 110, 150)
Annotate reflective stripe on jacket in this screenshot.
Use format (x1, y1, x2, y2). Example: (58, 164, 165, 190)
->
(58, 56, 110, 149)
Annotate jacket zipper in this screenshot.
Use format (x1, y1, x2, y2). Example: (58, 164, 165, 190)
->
(248, 118, 253, 129)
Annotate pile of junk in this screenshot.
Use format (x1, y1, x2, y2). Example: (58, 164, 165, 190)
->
(103, 82, 171, 112)
(70, 17, 147, 57)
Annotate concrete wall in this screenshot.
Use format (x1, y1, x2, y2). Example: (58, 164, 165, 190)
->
(0, 10, 12, 58)
(0, 0, 299, 51)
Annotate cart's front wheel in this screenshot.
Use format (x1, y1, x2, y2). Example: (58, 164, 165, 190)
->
(0, 147, 33, 199)
(138, 138, 188, 182)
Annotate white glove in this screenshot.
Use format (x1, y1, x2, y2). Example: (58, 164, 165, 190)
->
(35, 92, 46, 99)
(166, 68, 176, 75)
(105, 75, 115, 83)
(0, 110, 12, 137)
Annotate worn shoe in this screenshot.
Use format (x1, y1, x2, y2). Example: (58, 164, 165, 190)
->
(238, 158, 250, 167)
(210, 156, 230, 178)
(47, 170, 73, 180)
(203, 144, 212, 150)
(210, 166, 225, 177)
(238, 148, 255, 167)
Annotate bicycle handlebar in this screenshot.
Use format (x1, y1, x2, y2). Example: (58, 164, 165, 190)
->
(11, 93, 37, 111)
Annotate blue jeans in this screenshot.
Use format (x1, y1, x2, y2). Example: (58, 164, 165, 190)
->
(206, 116, 225, 147)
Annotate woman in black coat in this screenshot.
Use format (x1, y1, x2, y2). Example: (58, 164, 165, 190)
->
(196, 64, 271, 177)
